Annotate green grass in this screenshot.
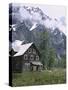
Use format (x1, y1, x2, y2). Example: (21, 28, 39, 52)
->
(12, 68, 66, 86)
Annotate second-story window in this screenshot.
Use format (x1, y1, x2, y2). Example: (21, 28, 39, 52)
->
(24, 54, 28, 60)
(30, 55, 34, 60)
(36, 55, 39, 61)
(33, 49, 36, 54)
(28, 48, 32, 53)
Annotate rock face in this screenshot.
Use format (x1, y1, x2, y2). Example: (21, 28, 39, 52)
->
(9, 4, 66, 60)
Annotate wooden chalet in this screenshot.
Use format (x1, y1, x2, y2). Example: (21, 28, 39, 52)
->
(9, 42, 43, 72)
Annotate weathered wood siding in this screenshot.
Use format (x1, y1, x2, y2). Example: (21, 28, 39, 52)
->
(11, 44, 41, 72)
(12, 56, 23, 72)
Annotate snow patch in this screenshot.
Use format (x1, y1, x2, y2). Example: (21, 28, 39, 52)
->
(30, 23, 37, 31)
(11, 5, 66, 35)
(9, 24, 16, 31)
(12, 40, 24, 52)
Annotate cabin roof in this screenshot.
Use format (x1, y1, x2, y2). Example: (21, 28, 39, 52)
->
(31, 61, 43, 66)
(13, 42, 33, 57)
(9, 40, 24, 52)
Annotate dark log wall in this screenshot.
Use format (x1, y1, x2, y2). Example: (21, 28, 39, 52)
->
(12, 44, 40, 72)
(12, 56, 23, 72)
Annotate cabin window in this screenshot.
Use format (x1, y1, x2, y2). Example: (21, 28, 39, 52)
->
(33, 49, 36, 54)
(30, 55, 34, 60)
(24, 54, 28, 60)
(28, 48, 32, 53)
(36, 55, 39, 61)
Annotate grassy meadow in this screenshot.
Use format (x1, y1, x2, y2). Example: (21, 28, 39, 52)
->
(12, 68, 66, 86)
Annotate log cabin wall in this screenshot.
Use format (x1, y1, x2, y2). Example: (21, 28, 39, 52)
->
(12, 56, 23, 72)
(22, 45, 40, 71)
(11, 44, 42, 72)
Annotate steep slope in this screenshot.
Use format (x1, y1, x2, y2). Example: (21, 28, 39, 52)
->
(9, 4, 66, 60)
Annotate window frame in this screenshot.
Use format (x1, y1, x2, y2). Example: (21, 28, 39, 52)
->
(28, 48, 32, 53)
(24, 54, 28, 60)
(30, 54, 34, 60)
(36, 55, 39, 61)
(33, 49, 36, 54)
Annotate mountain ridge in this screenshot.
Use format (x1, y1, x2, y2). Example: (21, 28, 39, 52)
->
(9, 4, 66, 60)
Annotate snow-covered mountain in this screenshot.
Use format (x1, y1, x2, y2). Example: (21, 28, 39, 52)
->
(9, 4, 66, 35)
(9, 4, 66, 60)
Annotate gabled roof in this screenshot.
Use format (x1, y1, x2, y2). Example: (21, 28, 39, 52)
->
(9, 40, 24, 52)
(14, 42, 33, 57)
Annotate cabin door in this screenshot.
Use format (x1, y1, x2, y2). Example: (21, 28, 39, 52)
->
(23, 63, 30, 71)
(33, 66, 37, 71)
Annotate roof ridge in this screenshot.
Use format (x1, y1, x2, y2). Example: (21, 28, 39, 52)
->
(22, 42, 33, 45)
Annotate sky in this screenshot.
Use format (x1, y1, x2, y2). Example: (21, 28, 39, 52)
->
(15, 3, 66, 19)
(39, 5, 66, 19)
